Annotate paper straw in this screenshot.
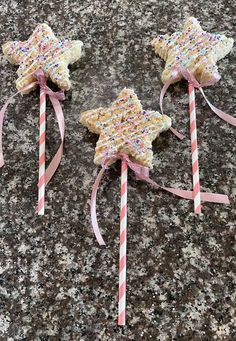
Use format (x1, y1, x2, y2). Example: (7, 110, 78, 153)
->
(189, 83, 201, 214)
(37, 88, 46, 215)
(118, 160, 128, 325)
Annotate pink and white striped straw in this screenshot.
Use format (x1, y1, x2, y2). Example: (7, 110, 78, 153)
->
(118, 160, 128, 325)
(37, 88, 46, 215)
(189, 83, 201, 214)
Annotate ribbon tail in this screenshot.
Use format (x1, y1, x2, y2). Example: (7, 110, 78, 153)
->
(91, 166, 107, 246)
(199, 88, 236, 127)
(170, 127, 185, 140)
(160, 80, 171, 116)
(143, 181, 229, 205)
(200, 192, 230, 204)
(44, 94, 65, 186)
(126, 159, 229, 205)
(45, 144, 63, 186)
(140, 175, 229, 204)
(162, 187, 229, 204)
(160, 80, 185, 140)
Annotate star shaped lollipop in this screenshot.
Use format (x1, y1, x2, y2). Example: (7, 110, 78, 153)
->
(81, 87, 229, 325)
(80, 88, 171, 168)
(152, 17, 233, 85)
(2, 23, 83, 92)
(1, 23, 83, 214)
(81, 88, 172, 325)
(152, 17, 234, 214)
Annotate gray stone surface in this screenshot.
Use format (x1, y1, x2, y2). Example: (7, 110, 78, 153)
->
(0, 1, 235, 340)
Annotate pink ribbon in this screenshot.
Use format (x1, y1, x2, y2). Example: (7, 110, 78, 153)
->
(90, 153, 230, 246)
(160, 66, 236, 128)
(159, 78, 185, 140)
(0, 69, 65, 188)
(34, 70, 65, 186)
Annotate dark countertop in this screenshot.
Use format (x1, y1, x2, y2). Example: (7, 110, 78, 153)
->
(0, 1, 235, 340)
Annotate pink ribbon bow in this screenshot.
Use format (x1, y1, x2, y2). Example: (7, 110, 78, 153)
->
(90, 152, 229, 246)
(0, 69, 65, 188)
(160, 65, 236, 128)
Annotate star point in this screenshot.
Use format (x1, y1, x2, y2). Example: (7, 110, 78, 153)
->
(80, 88, 171, 168)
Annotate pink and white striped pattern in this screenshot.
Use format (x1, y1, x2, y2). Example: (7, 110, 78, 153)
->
(118, 160, 128, 325)
(38, 88, 46, 215)
(189, 83, 201, 214)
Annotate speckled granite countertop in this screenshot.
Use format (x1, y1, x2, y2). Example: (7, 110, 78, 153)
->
(0, 1, 235, 340)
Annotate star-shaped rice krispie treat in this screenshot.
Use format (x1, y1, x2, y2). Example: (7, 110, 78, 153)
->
(152, 17, 233, 85)
(2, 23, 83, 93)
(80, 88, 171, 168)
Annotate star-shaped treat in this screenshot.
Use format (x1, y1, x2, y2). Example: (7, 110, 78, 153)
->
(80, 88, 171, 168)
(152, 17, 233, 85)
(2, 23, 83, 93)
